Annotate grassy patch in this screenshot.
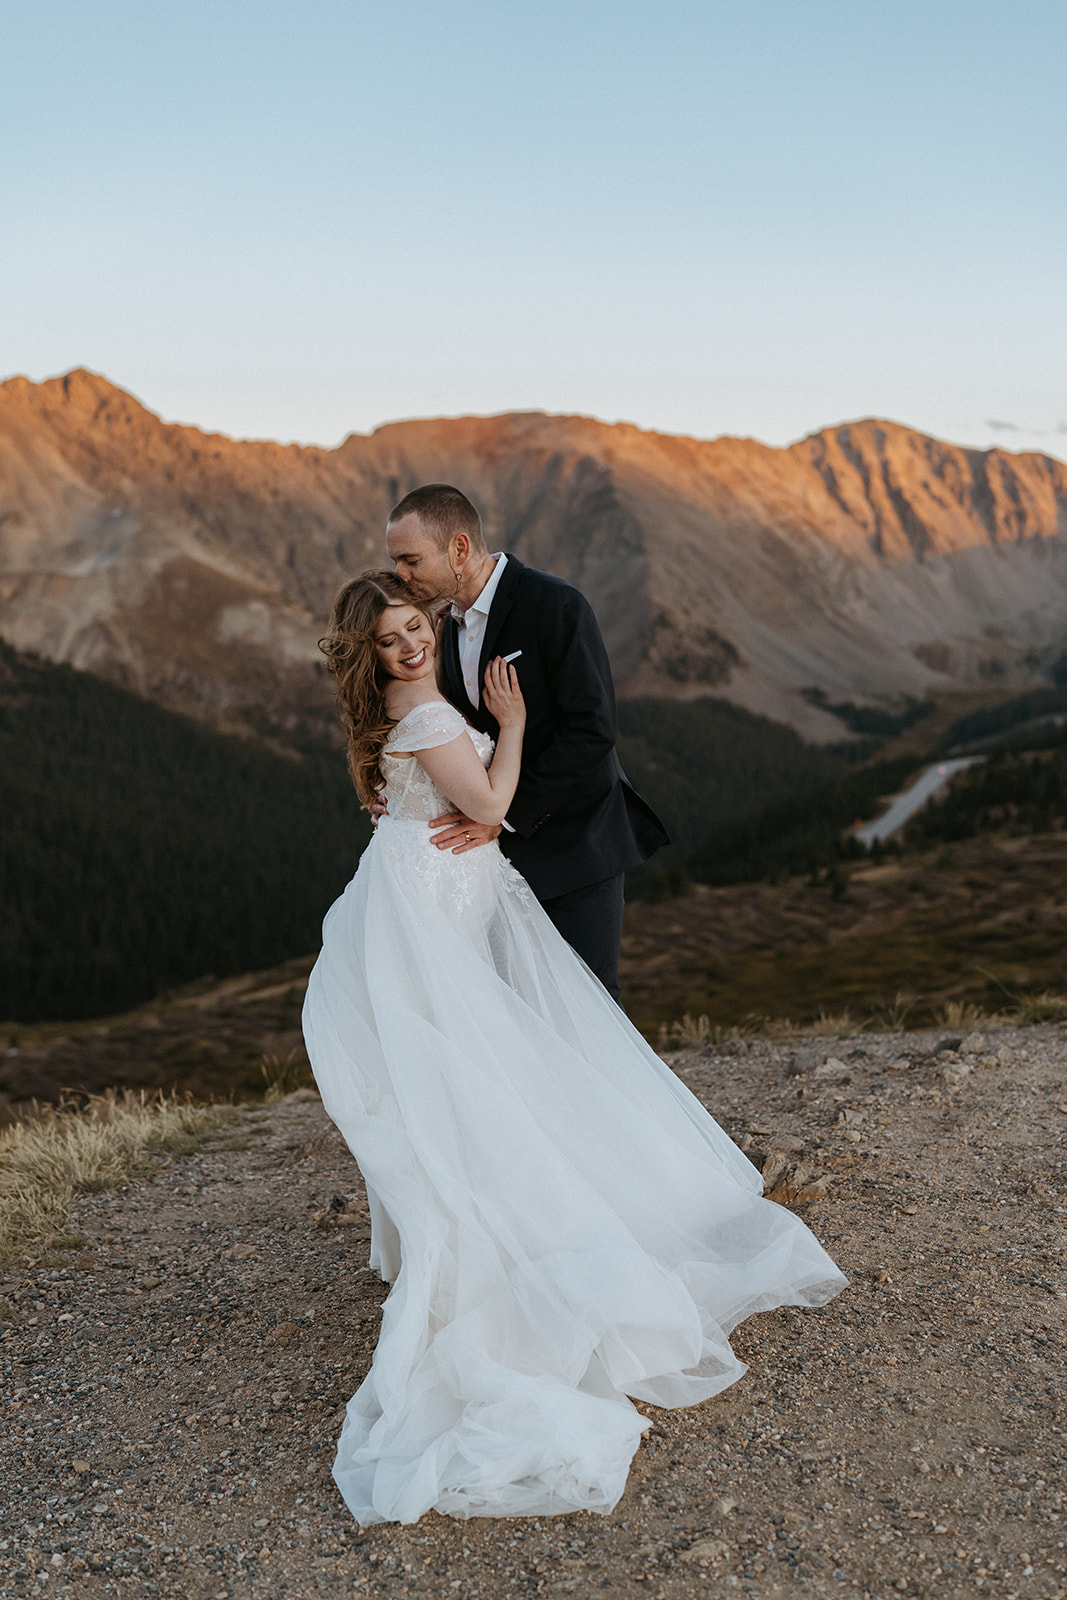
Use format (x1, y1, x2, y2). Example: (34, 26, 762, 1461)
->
(640, 916, 1067, 1034)
(0, 956, 314, 1118)
(0, 1090, 236, 1263)
(622, 830, 1067, 1036)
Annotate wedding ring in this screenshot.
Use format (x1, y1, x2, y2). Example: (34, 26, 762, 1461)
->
(464, 832, 472, 842)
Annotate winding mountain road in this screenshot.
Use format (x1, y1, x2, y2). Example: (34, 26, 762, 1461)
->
(856, 756, 984, 846)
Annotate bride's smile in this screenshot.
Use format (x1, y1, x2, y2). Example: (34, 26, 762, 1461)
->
(374, 604, 436, 682)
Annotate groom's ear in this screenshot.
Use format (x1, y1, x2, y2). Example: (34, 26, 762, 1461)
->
(451, 532, 472, 567)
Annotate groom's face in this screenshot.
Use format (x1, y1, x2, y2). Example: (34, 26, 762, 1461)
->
(386, 514, 457, 604)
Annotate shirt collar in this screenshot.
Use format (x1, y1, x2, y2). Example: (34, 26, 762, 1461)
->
(451, 552, 507, 623)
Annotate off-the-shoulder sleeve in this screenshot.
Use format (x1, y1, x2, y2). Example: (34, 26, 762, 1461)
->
(391, 701, 471, 752)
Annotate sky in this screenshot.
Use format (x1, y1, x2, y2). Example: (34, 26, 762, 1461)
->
(3, 0, 1066, 457)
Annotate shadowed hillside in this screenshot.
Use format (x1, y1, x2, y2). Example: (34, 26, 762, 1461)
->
(0, 639, 870, 1022)
(622, 830, 1067, 1036)
(0, 643, 367, 1022)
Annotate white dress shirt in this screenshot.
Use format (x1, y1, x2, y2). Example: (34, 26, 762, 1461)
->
(451, 553, 515, 830)
(451, 553, 508, 709)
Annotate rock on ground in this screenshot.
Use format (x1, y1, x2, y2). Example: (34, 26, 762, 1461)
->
(1, 1026, 1066, 1599)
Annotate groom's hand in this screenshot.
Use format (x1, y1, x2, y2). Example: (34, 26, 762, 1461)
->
(429, 810, 502, 854)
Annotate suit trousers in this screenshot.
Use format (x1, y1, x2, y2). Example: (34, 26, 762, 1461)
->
(539, 873, 626, 1004)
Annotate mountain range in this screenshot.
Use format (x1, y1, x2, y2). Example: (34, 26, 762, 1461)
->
(2, 369, 1066, 739)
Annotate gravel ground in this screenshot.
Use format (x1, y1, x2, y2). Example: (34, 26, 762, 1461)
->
(2, 1025, 1065, 1600)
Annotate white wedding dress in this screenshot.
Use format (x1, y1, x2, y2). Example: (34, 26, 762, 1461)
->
(302, 702, 846, 1527)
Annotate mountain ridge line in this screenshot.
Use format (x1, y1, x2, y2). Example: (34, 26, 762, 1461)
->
(2, 368, 1067, 740)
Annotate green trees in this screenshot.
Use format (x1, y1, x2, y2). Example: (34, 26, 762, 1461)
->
(617, 696, 854, 896)
(11, 640, 1065, 1024)
(0, 643, 368, 1021)
(906, 746, 1067, 845)
(683, 757, 917, 886)
(941, 688, 1067, 750)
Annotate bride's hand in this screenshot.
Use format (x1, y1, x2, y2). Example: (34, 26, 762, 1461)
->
(483, 657, 525, 729)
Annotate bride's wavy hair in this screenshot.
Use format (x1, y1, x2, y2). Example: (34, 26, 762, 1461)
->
(319, 570, 432, 808)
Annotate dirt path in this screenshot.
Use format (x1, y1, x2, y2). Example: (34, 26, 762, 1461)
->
(2, 1026, 1065, 1599)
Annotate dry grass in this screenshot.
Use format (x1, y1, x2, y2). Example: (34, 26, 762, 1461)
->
(655, 1013, 746, 1050)
(0, 1090, 235, 1263)
(259, 1050, 318, 1102)
(798, 1008, 866, 1039)
(657, 989, 1067, 1047)
(1011, 990, 1067, 1024)
(934, 998, 996, 1029)
(660, 1007, 868, 1046)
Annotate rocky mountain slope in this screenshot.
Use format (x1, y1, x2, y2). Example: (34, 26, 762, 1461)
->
(2, 369, 1066, 737)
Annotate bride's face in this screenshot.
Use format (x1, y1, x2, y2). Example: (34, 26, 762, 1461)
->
(374, 603, 436, 682)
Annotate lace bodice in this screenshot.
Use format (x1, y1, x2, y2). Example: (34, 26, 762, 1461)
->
(382, 701, 494, 821)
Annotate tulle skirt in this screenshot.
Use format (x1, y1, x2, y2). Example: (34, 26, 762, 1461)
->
(302, 819, 846, 1525)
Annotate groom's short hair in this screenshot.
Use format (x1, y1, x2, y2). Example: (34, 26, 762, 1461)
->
(387, 483, 486, 554)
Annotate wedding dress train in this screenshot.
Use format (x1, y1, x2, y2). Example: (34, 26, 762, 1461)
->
(302, 702, 846, 1525)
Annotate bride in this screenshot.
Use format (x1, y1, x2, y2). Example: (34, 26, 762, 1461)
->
(302, 570, 847, 1528)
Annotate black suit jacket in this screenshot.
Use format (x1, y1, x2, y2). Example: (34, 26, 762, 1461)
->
(440, 555, 668, 900)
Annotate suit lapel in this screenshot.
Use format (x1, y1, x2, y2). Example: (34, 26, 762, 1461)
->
(440, 613, 465, 711)
(477, 555, 524, 701)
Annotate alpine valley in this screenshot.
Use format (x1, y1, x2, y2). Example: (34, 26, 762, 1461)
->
(6, 369, 1067, 1029)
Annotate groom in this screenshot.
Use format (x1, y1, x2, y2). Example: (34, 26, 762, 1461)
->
(385, 482, 667, 1001)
